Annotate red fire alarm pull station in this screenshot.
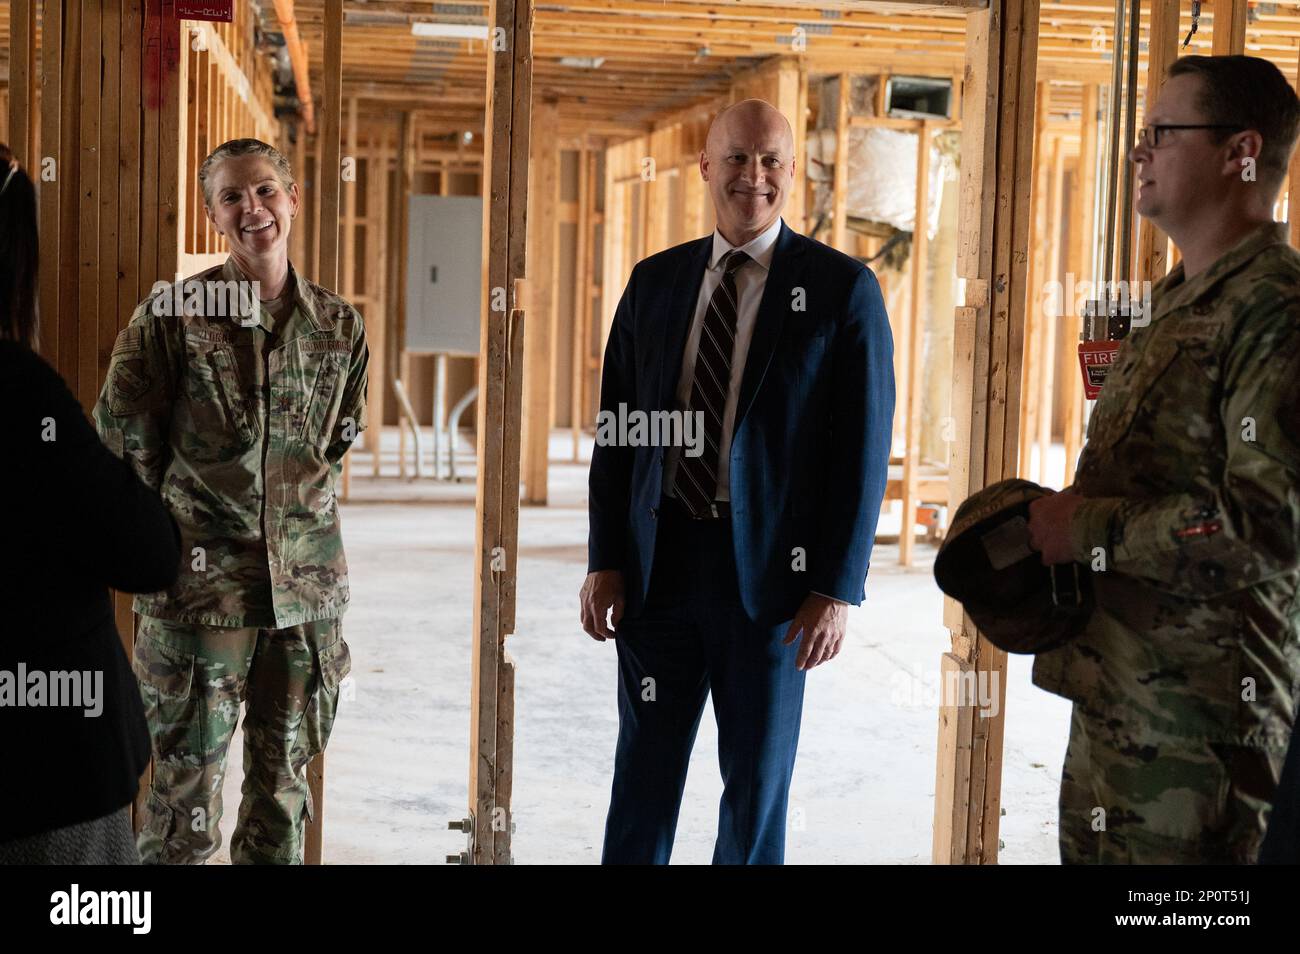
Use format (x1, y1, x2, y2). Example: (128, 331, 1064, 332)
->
(1077, 340, 1121, 400)
(178, 1, 234, 23)
(1077, 295, 1133, 400)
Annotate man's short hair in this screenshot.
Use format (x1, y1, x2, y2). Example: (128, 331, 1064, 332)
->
(1167, 55, 1300, 193)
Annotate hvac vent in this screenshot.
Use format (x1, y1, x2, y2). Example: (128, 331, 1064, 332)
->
(885, 76, 953, 120)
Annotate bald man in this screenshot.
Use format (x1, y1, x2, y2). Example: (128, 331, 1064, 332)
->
(580, 99, 895, 864)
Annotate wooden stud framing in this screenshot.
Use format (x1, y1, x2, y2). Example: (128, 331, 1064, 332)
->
(1019, 81, 1049, 483)
(343, 98, 358, 302)
(9, 0, 39, 170)
(77, 0, 102, 412)
(116, 0, 144, 690)
(1211, 0, 1249, 57)
(582, 148, 601, 429)
(303, 0, 344, 868)
(190, 41, 204, 255)
(57, 0, 82, 388)
(162, 11, 184, 300)
(600, 142, 624, 398)
(570, 143, 591, 461)
(795, 64, 810, 234)
(831, 73, 850, 252)
(99, 1, 122, 425)
(468, 0, 534, 865)
(339, 97, 359, 502)
(1062, 82, 1099, 484)
(523, 101, 560, 504)
(291, 124, 308, 269)
(38, 0, 64, 370)
(1036, 136, 1065, 483)
(898, 120, 932, 568)
(365, 128, 390, 469)
(310, 129, 323, 282)
(393, 114, 415, 478)
(1136, 0, 1180, 284)
(933, 0, 1040, 865)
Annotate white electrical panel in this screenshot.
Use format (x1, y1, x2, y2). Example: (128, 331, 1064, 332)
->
(405, 195, 483, 355)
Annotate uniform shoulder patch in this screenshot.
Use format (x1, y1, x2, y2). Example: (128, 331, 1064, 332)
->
(111, 357, 151, 403)
(112, 327, 143, 355)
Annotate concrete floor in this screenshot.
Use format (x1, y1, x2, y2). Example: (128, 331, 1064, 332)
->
(210, 427, 1072, 864)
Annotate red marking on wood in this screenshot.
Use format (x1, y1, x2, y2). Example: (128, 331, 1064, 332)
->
(144, 0, 163, 110)
(143, 1, 181, 110)
(163, 2, 183, 70)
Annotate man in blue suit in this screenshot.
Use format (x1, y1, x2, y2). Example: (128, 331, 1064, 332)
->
(579, 99, 895, 864)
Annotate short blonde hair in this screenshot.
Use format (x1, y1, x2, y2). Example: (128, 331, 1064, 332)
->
(198, 138, 295, 206)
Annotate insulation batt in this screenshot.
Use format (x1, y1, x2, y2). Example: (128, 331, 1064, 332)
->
(808, 126, 946, 238)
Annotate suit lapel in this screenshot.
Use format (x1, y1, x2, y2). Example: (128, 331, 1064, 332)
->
(734, 221, 805, 432)
(657, 237, 712, 411)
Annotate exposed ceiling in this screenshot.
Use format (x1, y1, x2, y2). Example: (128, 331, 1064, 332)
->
(279, 0, 1300, 137)
(4, 1, 1299, 139)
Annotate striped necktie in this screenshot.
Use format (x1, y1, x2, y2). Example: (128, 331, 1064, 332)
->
(673, 248, 750, 518)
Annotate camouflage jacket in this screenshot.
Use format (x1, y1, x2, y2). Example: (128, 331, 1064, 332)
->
(93, 257, 369, 628)
(1033, 222, 1300, 748)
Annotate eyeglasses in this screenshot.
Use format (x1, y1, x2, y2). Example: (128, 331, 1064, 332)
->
(1135, 124, 1245, 149)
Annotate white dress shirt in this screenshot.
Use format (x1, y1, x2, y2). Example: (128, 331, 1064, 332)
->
(664, 216, 783, 502)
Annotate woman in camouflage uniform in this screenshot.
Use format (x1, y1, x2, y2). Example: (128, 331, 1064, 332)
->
(94, 139, 368, 864)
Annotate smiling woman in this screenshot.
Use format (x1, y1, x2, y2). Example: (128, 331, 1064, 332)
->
(90, 138, 370, 866)
(200, 141, 297, 268)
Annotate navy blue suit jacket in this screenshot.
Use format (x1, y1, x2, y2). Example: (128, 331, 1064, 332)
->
(587, 220, 896, 627)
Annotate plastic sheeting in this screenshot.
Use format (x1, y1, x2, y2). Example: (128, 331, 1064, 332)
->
(808, 126, 946, 239)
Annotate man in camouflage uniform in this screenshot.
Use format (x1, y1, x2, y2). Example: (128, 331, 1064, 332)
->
(95, 251, 367, 864)
(1027, 56, 1300, 863)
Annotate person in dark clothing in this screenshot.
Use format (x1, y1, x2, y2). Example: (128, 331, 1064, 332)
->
(0, 144, 181, 863)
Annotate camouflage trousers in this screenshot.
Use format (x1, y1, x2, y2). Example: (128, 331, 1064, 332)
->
(131, 616, 351, 865)
(1058, 705, 1286, 864)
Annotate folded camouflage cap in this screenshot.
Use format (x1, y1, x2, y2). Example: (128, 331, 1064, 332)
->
(933, 478, 1093, 654)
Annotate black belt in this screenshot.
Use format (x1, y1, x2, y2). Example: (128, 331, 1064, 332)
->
(660, 494, 730, 521)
